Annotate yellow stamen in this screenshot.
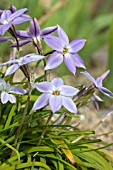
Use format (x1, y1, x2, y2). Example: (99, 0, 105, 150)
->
(53, 91, 60, 96)
(62, 48, 68, 55)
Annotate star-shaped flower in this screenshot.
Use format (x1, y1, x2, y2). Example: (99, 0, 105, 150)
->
(81, 70, 113, 97)
(0, 78, 26, 104)
(0, 7, 30, 35)
(44, 25, 86, 74)
(32, 77, 79, 113)
(0, 53, 45, 76)
(11, 18, 57, 47)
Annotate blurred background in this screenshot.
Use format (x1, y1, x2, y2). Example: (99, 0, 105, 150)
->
(0, 0, 113, 150)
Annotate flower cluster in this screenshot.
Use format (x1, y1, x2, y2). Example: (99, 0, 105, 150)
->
(0, 5, 112, 114)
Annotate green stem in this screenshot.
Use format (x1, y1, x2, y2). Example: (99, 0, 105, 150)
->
(37, 112, 53, 146)
(11, 83, 32, 156)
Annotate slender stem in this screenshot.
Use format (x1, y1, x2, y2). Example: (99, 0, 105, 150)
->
(37, 112, 53, 146)
(44, 50, 55, 56)
(8, 26, 19, 52)
(43, 59, 47, 81)
(11, 83, 32, 156)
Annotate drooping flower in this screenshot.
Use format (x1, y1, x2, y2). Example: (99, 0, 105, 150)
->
(11, 18, 57, 47)
(81, 70, 113, 97)
(44, 25, 86, 74)
(0, 78, 26, 104)
(0, 53, 45, 76)
(32, 77, 79, 113)
(0, 7, 30, 35)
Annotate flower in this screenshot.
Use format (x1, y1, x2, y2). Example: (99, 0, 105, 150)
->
(11, 18, 57, 47)
(0, 53, 45, 76)
(0, 36, 12, 43)
(44, 25, 86, 74)
(0, 78, 26, 104)
(0, 7, 30, 35)
(81, 70, 113, 97)
(91, 94, 103, 110)
(32, 77, 79, 113)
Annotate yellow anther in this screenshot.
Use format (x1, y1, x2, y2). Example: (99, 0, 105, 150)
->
(53, 91, 60, 96)
(62, 48, 68, 55)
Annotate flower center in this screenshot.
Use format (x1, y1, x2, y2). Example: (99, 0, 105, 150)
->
(62, 48, 68, 55)
(3, 20, 9, 25)
(2, 18, 12, 25)
(53, 91, 60, 96)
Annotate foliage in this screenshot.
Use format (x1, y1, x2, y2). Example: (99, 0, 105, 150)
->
(0, 100, 113, 170)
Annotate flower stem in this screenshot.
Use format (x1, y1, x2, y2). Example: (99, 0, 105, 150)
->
(11, 83, 32, 157)
(37, 112, 53, 146)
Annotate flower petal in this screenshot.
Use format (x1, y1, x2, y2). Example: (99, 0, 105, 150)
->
(0, 36, 12, 43)
(0, 78, 6, 84)
(10, 86, 27, 94)
(26, 54, 45, 62)
(12, 16, 30, 25)
(64, 53, 76, 75)
(11, 39, 31, 47)
(0, 59, 18, 66)
(10, 8, 28, 20)
(29, 18, 40, 37)
(0, 80, 6, 91)
(16, 30, 30, 39)
(0, 10, 12, 20)
(32, 93, 50, 110)
(99, 87, 113, 97)
(95, 70, 110, 87)
(62, 96, 77, 113)
(5, 64, 19, 76)
(44, 52, 63, 70)
(44, 35, 64, 52)
(19, 54, 45, 65)
(68, 38, 86, 53)
(60, 85, 79, 96)
(0, 10, 3, 17)
(92, 94, 103, 102)
(8, 5, 17, 13)
(72, 53, 86, 69)
(1, 91, 9, 104)
(101, 70, 110, 80)
(92, 94, 103, 110)
(0, 23, 12, 35)
(35, 82, 54, 93)
(81, 71, 96, 85)
(41, 26, 57, 36)
(8, 94, 16, 103)
(49, 95, 62, 113)
(57, 25, 69, 45)
(95, 77, 102, 87)
(51, 78, 64, 87)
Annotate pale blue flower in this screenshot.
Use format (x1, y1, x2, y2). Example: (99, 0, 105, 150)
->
(32, 78, 79, 113)
(0, 78, 26, 104)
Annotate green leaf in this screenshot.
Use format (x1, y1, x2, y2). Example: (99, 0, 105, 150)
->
(4, 105, 16, 129)
(74, 150, 113, 170)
